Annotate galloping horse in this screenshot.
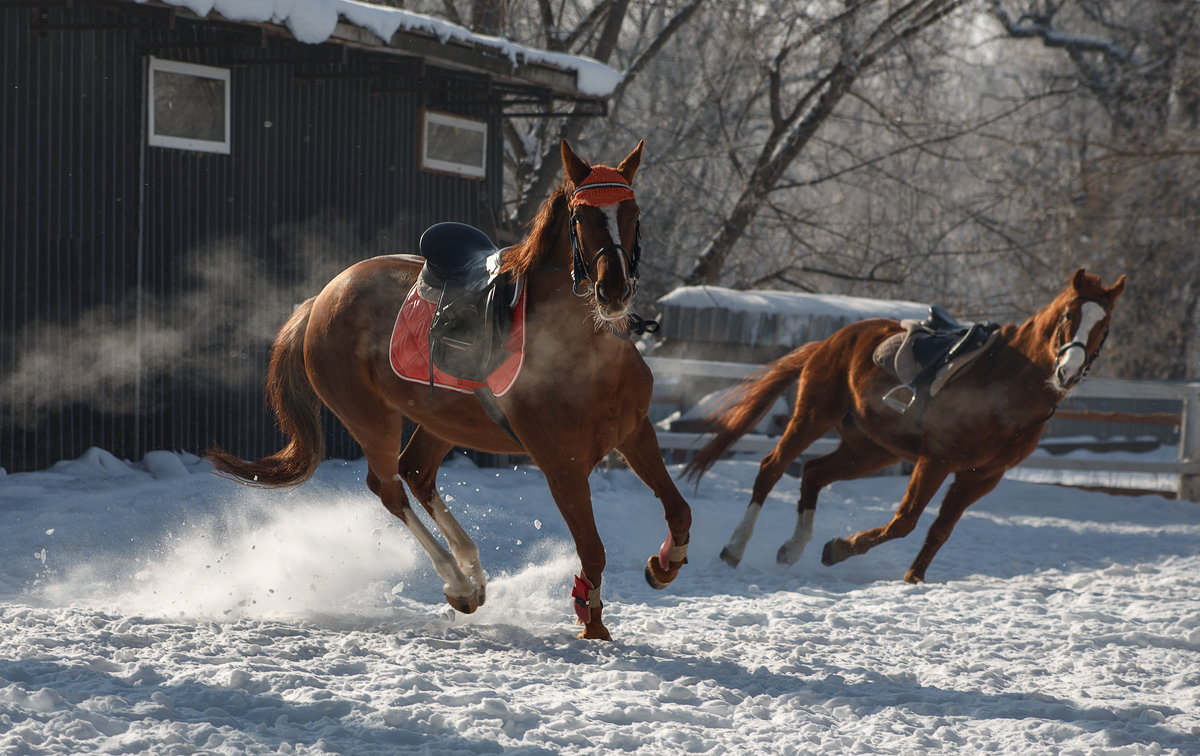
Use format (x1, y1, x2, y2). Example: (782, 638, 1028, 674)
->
(686, 269, 1125, 583)
(208, 141, 692, 640)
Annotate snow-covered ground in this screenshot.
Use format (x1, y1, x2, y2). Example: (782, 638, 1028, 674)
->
(2, 448, 1198, 754)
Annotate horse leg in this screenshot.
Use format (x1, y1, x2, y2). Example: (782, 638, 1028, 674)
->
(616, 415, 692, 589)
(398, 428, 488, 608)
(720, 395, 845, 568)
(821, 458, 949, 572)
(361, 443, 480, 615)
(540, 468, 611, 640)
(904, 469, 1003, 584)
(776, 435, 898, 565)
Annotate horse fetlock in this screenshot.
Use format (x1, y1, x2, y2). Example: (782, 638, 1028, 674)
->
(903, 567, 925, 584)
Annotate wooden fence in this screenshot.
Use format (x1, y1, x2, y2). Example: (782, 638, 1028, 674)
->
(645, 356, 1200, 501)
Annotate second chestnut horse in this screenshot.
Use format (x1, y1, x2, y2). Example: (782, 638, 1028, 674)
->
(686, 269, 1125, 583)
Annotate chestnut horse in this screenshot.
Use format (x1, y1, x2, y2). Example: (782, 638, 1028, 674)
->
(686, 269, 1125, 583)
(208, 141, 691, 640)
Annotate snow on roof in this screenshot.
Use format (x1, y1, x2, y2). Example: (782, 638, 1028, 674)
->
(659, 285, 930, 321)
(138, 0, 623, 97)
(655, 285, 932, 350)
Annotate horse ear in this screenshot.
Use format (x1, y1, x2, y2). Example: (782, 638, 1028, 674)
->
(1071, 268, 1088, 291)
(561, 140, 592, 187)
(1107, 274, 1126, 299)
(616, 140, 644, 184)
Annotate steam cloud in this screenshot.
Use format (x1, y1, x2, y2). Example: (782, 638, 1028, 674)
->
(1, 215, 380, 428)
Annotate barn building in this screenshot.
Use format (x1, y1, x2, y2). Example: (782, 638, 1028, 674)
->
(0, 0, 616, 472)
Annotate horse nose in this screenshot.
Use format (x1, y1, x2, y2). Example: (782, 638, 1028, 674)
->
(595, 288, 608, 306)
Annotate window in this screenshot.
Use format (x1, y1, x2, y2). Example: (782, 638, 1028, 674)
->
(420, 110, 487, 179)
(147, 57, 231, 154)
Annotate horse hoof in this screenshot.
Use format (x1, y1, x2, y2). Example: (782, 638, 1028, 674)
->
(903, 570, 924, 584)
(644, 555, 681, 590)
(821, 538, 853, 566)
(574, 604, 612, 640)
(577, 621, 612, 641)
(445, 593, 479, 614)
(776, 543, 801, 566)
(718, 547, 741, 568)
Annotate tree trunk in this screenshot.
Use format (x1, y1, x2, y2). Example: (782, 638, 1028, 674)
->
(683, 63, 859, 286)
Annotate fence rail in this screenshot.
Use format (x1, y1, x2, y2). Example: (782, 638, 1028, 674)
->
(645, 356, 1200, 501)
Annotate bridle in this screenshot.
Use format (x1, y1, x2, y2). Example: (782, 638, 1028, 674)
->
(987, 296, 1111, 430)
(1055, 297, 1110, 381)
(567, 187, 642, 300)
(562, 168, 657, 337)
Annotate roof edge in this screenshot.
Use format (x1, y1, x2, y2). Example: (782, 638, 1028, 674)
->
(132, 0, 623, 99)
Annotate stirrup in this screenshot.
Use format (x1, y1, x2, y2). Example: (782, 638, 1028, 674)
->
(882, 384, 916, 414)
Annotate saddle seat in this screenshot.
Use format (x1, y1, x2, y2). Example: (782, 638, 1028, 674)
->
(873, 305, 1001, 414)
(418, 222, 502, 296)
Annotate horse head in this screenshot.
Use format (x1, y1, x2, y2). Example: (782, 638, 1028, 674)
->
(561, 140, 644, 327)
(1050, 268, 1126, 392)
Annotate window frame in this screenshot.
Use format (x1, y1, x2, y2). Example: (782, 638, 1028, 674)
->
(419, 109, 488, 180)
(146, 56, 232, 155)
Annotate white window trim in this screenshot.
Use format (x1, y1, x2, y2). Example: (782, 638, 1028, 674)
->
(147, 57, 231, 155)
(420, 109, 487, 179)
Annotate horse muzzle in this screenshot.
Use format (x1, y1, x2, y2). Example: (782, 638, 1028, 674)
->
(1054, 341, 1089, 391)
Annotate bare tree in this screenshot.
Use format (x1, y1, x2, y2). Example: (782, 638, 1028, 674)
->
(992, 0, 1200, 378)
(681, 0, 971, 286)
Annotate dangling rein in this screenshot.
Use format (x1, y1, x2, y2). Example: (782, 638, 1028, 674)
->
(566, 167, 660, 338)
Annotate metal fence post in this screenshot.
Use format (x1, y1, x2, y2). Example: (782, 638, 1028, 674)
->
(1179, 388, 1200, 501)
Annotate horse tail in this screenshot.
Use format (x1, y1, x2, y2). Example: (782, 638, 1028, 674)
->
(207, 298, 325, 487)
(683, 342, 820, 481)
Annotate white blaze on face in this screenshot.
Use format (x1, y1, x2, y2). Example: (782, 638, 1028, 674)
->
(597, 204, 630, 279)
(1057, 301, 1106, 386)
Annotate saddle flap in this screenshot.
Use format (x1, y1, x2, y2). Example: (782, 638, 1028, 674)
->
(429, 277, 517, 383)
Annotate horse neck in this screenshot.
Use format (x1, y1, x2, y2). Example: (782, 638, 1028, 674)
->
(1009, 292, 1070, 371)
(992, 298, 1067, 415)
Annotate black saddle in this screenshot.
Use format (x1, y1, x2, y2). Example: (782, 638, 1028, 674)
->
(878, 305, 1000, 415)
(417, 223, 517, 384)
(419, 222, 499, 291)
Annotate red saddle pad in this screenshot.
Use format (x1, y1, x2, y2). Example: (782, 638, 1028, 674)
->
(389, 283, 527, 396)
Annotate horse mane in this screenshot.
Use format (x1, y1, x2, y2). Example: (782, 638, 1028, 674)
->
(499, 185, 569, 277)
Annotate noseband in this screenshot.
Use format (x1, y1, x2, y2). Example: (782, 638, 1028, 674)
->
(567, 210, 641, 299)
(563, 167, 657, 337)
(567, 172, 642, 299)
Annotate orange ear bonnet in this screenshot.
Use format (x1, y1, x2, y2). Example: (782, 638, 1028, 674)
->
(569, 166, 635, 208)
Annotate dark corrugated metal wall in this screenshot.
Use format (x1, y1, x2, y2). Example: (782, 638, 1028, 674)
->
(1, 4, 505, 472)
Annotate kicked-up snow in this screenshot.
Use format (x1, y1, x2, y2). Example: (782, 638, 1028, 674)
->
(1, 449, 1198, 754)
